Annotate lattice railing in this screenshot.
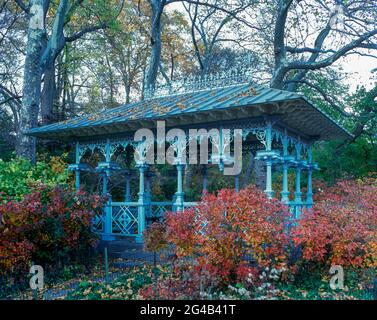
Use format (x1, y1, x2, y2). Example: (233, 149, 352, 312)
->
(93, 201, 202, 237)
(93, 200, 307, 238)
(183, 202, 198, 211)
(288, 202, 312, 221)
(92, 211, 104, 233)
(111, 202, 139, 236)
(148, 202, 173, 222)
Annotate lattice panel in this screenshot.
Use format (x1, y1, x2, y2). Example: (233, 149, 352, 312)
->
(151, 203, 172, 218)
(111, 205, 139, 236)
(92, 212, 104, 233)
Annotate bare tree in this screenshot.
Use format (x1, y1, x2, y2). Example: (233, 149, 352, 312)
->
(0, 1, 26, 148)
(183, 0, 253, 75)
(15, 0, 124, 162)
(144, 0, 256, 91)
(270, 0, 377, 91)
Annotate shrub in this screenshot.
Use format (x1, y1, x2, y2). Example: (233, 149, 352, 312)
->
(0, 185, 104, 274)
(0, 156, 70, 201)
(143, 222, 169, 266)
(165, 185, 290, 285)
(292, 177, 377, 269)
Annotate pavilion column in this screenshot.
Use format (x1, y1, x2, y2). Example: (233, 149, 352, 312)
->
(174, 163, 185, 211)
(102, 139, 115, 241)
(294, 142, 302, 206)
(69, 142, 92, 195)
(146, 173, 152, 203)
(102, 171, 108, 195)
(265, 122, 274, 199)
(234, 175, 240, 192)
(281, 136, 290, 204)
(74, 142, 81, 191)
(202, 165, 207, 195)
(306, 146, 313, 208)
(124, 173, 131, 202)
(136, 163, 148, 243)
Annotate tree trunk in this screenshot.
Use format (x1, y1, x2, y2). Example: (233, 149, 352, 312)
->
(41, 59, 56, 124)
(270, 0, 292, 90)
(17, 0, 45, 162)
(145, 0, 163, 91)
(125, 80, 131, 104)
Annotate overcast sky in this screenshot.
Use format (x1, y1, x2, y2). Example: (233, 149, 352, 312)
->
(340, 55, 376, 91)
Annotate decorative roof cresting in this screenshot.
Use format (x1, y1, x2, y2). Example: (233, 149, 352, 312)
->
(144, 55, 254, 100)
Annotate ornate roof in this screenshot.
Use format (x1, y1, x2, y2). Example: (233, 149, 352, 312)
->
(26, 82, 352, 142)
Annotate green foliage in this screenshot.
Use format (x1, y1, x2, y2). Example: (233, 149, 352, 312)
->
(313, 84, 377, 183)
(299, 76, 377, 183)
(0, 156, 70, 201)
(314, 138, 377, 183)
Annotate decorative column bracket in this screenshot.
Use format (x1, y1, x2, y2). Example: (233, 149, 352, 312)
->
(95, 161, 122, 173)
(255, 150, 281, 162)
(209, 128, 235, 172)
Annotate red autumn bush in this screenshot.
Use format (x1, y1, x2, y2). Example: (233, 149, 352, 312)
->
(165, 185, 290, 284)
(0, 185, 104, 274)
(292, 177, 377, 268)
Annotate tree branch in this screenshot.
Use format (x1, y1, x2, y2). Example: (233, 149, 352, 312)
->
(15, 0, 29, 14)
(285, 46, 336, 54)
(65, 23, 108, 42)
(287, 29, 377, 71)
(167, 0, 259, 31)
(0, 84, 22, 108)
(284, 79, 352, 117)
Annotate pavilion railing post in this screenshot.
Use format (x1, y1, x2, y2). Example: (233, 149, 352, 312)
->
(136, 163, 148, 243)
(174, 163, 185, 211)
